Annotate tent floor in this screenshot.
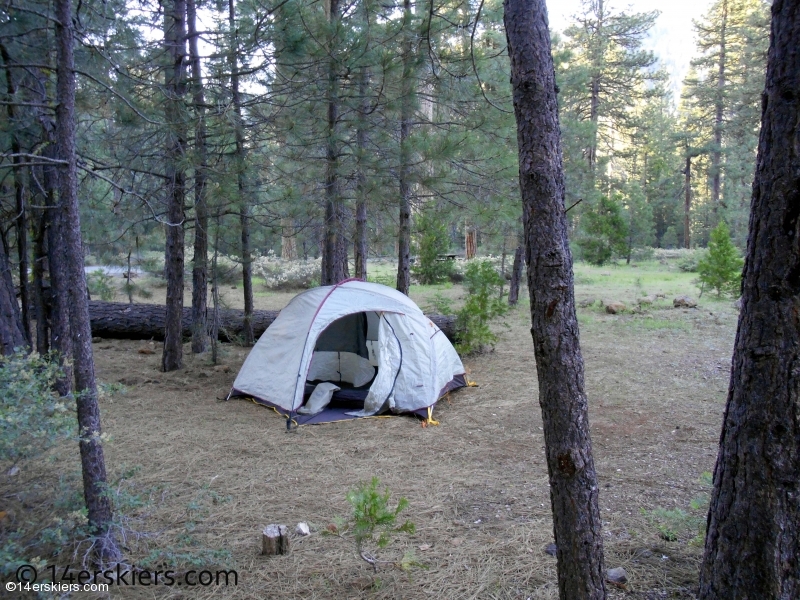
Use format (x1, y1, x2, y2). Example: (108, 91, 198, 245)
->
(244, 382, 428, 426)
(234, 373, 465, 426)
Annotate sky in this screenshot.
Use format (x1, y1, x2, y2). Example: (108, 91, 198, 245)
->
(546, 0, 716, 98)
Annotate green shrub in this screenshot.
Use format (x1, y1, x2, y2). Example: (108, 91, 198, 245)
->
(252, 252, 320, 290)
(697, 222, 744, 297)
(423, 292, 453, 315)
(328, 477, 416, 571)
(411, 212, 454, 285)
(642, 472, 712, 546)
(138, 251, 165, 278)
(0, 352, 79, 576)
(87, 270, 116, 301)
(629, 247, 656, 262)
(576, 195, 628, 266)
(0, 351, 74, 466)
(456, 259, 508, 354)
(676, 250, 706, 272)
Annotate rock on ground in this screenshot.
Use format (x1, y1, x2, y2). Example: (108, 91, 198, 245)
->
(607, 566, 628, 584)
(673, 295, 697, 308)
(605, 301, 626, 314)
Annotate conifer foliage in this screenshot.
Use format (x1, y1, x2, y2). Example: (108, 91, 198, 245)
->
(697, 222, 743, 296)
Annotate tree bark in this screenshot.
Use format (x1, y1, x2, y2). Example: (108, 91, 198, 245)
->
(1, 45, 31, 345)
(396, 0, 413, 296)
(162, 0, 188, 371)
(711, 0, 727, 219)
(354, 65, 369, 281)
(684, 154, 692, 248)
(40, 109, 73, 394)
(32, 208, 49, 354)
(228, 0, 254, 345)
(85, 301, 458, 344)
(188, 0, 209, 354)
(508, 244, 524, 306)
(322, 0, 350, 286)
(698, 1, 800, 597)
(464, 221, 477, 259)
(504, 0, 606, 597)
(54, 0, 120, 565)
(47, 162, 74, 396)
(587, 0, 605, 175)
(0, 236, 26, 355)
(281, 218, 297, 260)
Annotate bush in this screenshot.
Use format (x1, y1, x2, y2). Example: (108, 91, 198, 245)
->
(87, 270, 116, 301)
(697, 222, 744, 297)
(0, 352, 80, 576)
(676, 249, 706, 272)
(328, 477, 416, 571)
(252, 252, 320, 290)
(411, 213, 453, 285)
(423, 293, 453, 315)
(576, 195, 628, 265)
(138, 251, 165, 278)
(629, 247, 655, 262)
(653, 248, 692, 260)
(0, 351, 74, 466)
(456, 259, 508, 354)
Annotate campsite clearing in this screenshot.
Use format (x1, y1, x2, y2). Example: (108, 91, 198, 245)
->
(28, 261, 733, 598)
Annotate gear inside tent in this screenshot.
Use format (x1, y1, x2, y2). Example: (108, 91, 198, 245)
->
(229, 279, 466, 425)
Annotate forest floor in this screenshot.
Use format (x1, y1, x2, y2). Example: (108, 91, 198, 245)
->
(49, 259, 737, 598)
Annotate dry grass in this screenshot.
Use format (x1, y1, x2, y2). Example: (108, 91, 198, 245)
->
(20, 261, 735, 599)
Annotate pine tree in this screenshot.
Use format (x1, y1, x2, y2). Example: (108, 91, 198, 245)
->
(505, 0, 606, 595)
(699, 1, 800, 594)
(681, 0, 770, 241)
(559, 0, 661, 179)
(577, 194, 628, 265)
(697, 221, 743, 296)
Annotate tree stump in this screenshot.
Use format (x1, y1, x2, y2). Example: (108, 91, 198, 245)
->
(262, 524, 290, 555)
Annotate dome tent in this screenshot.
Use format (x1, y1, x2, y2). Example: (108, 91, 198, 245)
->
(230, 279, 466, 425)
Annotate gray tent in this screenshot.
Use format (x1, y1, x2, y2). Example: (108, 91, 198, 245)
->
(230, 280, 466, 424)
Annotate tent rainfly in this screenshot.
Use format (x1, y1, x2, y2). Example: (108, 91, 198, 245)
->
(230, 279, 466, 425)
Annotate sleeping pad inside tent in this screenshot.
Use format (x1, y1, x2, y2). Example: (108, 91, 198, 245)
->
(228, 280, 466, 425)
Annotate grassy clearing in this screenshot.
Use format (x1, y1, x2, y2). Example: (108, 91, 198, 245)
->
(43, 254, 737, 598)
(573, 260, 703, 306)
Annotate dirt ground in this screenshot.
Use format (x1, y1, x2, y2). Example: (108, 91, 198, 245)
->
(60, 263, 735, 598)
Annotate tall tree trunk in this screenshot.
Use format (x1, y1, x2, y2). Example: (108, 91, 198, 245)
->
(281, 218, 297, 259)
(162, 0, 187, 371)
(396, 0, 413, 295)
(210, 217, 221, 365)
(41, 115, 73, 395)
(465, 221, 477, 259)
(354, 66, 369, 281)
(32, 208, 49, 354)
(188, 0, 208, 354)
(684, 154, 692, 249)
(54, 0, 120, 564)
(587, 0, 604, 175)
(48, 199, 74, 396)
(504, 0, 606, 598)
(699, 1, 800, 597)
(711, 0, 727, 219)
(228, 0, 254, 344)
(322, 0, 349, 285)
(14, 166, 29, 345)
(0, 235, 26, 354)
(1, 46, 31, 345)
(508, 244, 524, 306)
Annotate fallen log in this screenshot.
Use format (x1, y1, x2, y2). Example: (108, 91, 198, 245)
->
(88, 301, 458, 344)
